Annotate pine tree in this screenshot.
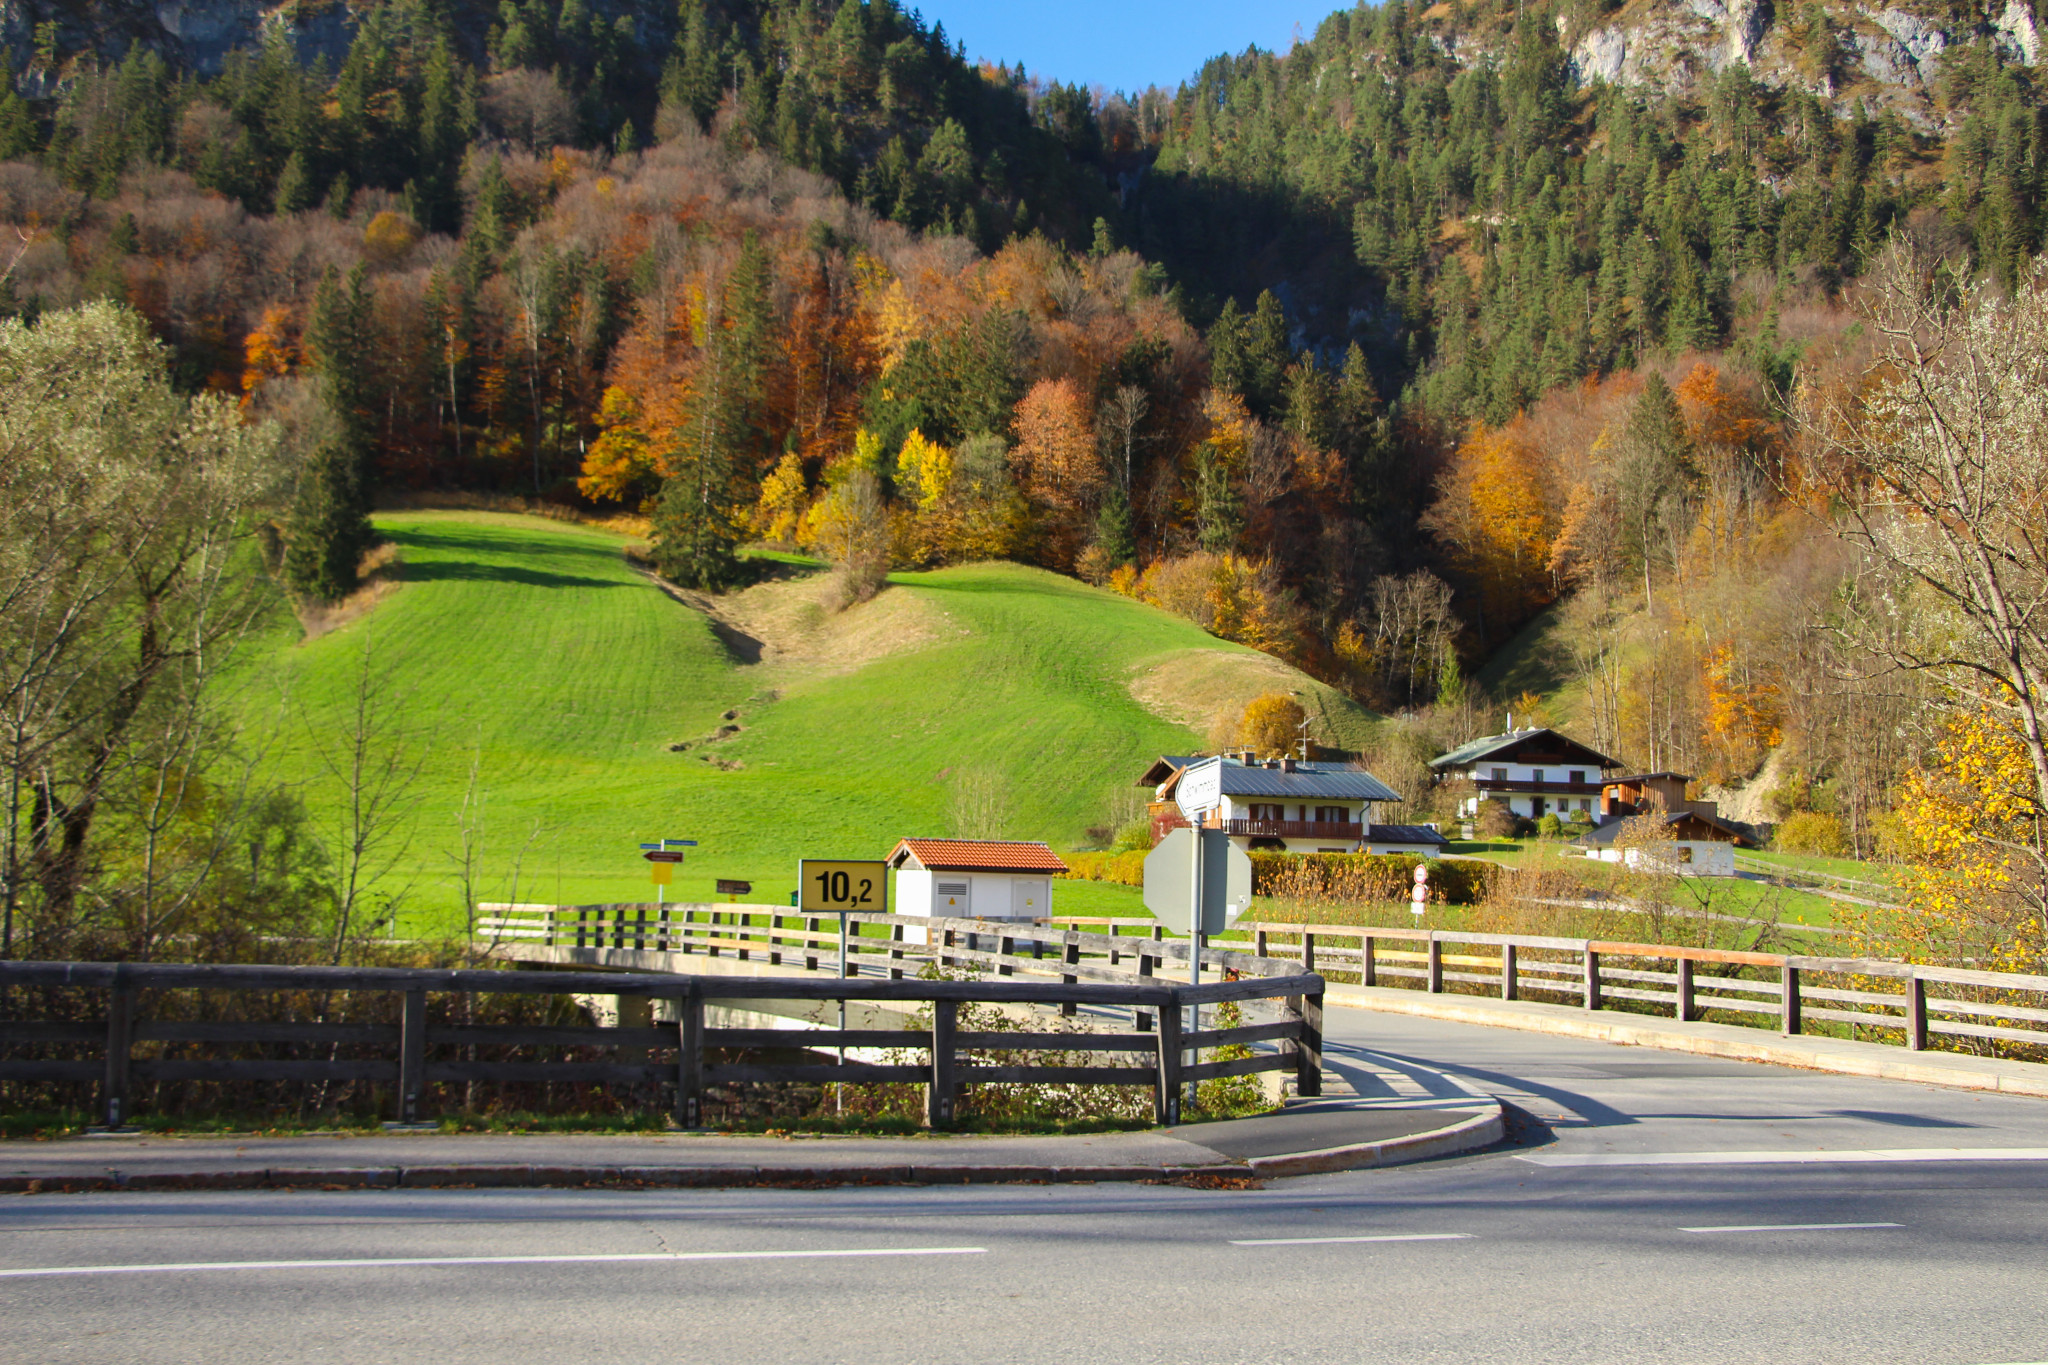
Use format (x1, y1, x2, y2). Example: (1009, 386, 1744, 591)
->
(1093, 480, 1136, 567)
(284, 266, 378, 603)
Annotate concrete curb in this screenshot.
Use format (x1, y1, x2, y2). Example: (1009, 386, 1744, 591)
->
(0, 1103, 1514, 1193)
(1327, 985, 2048, 1099)
(1245, 1103, 1505, 1178)
(0, 1162, 1260, 1194)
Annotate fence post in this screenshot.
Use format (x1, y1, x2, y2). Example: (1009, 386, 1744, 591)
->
(941, 927, 956, 971)
(102, 970, 134, 1129)
(998, 935, 1015, 978)
(1155, 1001, 1182, 1126)
(889, 922, 905, 980)
(1907, 975, 1927, 1050)
(1061, 937, 1081, 1016)
(675, 988, 703, 1127)
(927, 999, 957, 1129)
(1427, 936, 1443, 993)
(634, 904, 648, 952)
(1362, 935, 1376, 988)
(1302, 932, 1317, 974)
(1781, 964, 1801, 1035)
(1501, 943, 1518, 1001)
(1676, 957, 1695, 1022)
(398, 988, 427, 1125)
(1135, 951, 1155, 1032)
(1255, 928, 1269, 958)
(1584, 949, 1602, 1011)
(805, 916, 820, 972)
(1295, 991, 1324, 1099)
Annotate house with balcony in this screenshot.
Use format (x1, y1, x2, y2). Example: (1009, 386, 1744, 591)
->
(1428, 728, 1624, 825)
(1570, 772, 1758, 876)
(1136, 755, 1446, 856)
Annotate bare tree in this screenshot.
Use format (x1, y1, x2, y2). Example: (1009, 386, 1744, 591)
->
(1801, 244, 2048, 843)
(308, 632, 424, 963)
(1098, 384, 1149, 493)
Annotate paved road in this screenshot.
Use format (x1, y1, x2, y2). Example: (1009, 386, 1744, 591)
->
(6, 1009, 2048, 1364)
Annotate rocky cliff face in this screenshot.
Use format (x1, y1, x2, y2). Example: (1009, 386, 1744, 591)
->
(1561, 0, 2040, 130)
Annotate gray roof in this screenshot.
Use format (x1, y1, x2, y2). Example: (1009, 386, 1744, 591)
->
(1365, 824, 1449, 845)
(1430, 728, 1623, 772)
(1573, 811, 1753, 847)
(1213, 759, 1399, 802)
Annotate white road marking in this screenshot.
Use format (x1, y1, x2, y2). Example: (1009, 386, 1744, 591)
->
(1517, 1148, 2048, 1167)
(1229, 1234, 1473, 1246)
(0, 1247, 988, 1279)
(1680, 1222, 1903, 1234)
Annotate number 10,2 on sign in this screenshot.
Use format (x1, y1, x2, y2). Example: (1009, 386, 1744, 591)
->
(798, 860, 888, 914)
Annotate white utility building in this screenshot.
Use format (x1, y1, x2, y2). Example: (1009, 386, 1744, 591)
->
(886, 838, 1068, 926)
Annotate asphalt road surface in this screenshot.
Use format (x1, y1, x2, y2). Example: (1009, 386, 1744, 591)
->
(6, 1008, 2048, 1364)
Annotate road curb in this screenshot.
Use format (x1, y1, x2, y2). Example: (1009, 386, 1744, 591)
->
(1244, 1103, 1506, 1178)
(0, 1161, 1269, 1195)
(1326, 985, 2048, 1098)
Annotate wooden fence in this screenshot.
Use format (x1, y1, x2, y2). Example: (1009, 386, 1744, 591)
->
(0, 960, 1324, 1130)
(475, 903, 2048, 1058)
(1222, 920, 2048, 1055)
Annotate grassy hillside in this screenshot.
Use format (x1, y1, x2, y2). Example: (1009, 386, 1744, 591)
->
(241, 512, 1377, 931)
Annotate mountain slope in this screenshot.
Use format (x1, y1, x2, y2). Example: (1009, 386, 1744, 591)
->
(244, 511, 1374, 925)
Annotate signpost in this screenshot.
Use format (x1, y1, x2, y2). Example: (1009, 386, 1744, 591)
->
(640, 840, 697, 904)
(1410, 863, 1429, 917)
(1148, 757, 1249, 1109)
(716, 879, 752, 902)
(798, 858, 890, 1110)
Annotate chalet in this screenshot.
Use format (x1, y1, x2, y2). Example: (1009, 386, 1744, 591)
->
(887, 838, 1067, 923)
(1136, 755, 1447, 857)
(1571, 771, 1758, 875)
(1428, 727, 1624, 824)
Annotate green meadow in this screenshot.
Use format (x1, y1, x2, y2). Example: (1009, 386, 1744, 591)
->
(238, 511, 1373, 932)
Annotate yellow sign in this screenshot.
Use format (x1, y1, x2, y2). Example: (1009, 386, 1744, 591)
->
(799, 860, 888, 913)
(649, 861, 674, 887)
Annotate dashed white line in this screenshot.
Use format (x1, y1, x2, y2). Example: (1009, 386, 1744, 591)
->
(1680, 1222, 1903, 1234)
(1230, 1234, 1473, 1246)
(0, 1247, 988, 1279)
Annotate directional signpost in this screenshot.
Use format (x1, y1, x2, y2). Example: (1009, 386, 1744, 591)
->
(1145, 757, 1251, 1109)
(640, 840, 698, 904)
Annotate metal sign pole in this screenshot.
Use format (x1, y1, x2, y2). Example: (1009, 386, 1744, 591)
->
(1187, 813, 1204, 1115)
(837, 910, 850, 1114)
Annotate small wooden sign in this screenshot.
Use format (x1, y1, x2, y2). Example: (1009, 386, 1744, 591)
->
(716, 879, 752, 896)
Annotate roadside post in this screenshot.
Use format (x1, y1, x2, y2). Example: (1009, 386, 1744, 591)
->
(1410, 862, 1429, 917)
(798, 859, 889, 1110)
(1143, 758, 1251, 1113)
(640, 839, 697, 905)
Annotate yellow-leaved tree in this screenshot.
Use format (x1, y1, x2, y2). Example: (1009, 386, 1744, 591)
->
(1237, 692, 1307, 759)
(1855, 709, 2045, 975)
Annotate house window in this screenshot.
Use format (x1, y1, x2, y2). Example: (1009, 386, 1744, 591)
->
(1677, 846, 1695, 864)
(1490, 767, 1507, 782)
(1314, 806, 1348, 824)
(1579, 798, 1592, 812)
(1248, 803, 1284, 822)
(1570, 770, 1586, 785)
(1532, 769, 1546, 784)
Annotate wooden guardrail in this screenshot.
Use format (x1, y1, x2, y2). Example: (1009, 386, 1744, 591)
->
(0, 961, 1324, 1130)
(1227, 921, 2048, 1055)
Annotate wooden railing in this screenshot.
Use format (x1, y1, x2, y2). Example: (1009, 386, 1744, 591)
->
(1224, 921, 2048, 1056)
(0, 960, 1324, 1130)
(1217, 819, 1364, 840)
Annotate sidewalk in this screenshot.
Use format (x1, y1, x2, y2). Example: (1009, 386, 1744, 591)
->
(0, 1055, 1504, 1192)
(1327, 983, 2048, 1098)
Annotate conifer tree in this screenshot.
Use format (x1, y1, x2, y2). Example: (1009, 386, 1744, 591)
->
(284, 266, 377, 603)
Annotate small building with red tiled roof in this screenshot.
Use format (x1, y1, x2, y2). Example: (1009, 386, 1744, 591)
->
(886, 839, 1067, 923)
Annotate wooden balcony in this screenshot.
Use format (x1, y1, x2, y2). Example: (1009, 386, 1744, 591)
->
(1218, 819, 1364, 840)
(1472, 779, 1604, 796)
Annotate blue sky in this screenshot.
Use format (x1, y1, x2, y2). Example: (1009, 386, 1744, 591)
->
(920, 0, 1341, 94)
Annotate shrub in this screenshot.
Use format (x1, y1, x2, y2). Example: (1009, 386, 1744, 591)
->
(1110, 817, 1153, 853)
(1536, 812, 1563, 839)
(1249, 851, 1495, 905)
(1476, 798, 1518, 839)
(1774, 810, 1850, 856)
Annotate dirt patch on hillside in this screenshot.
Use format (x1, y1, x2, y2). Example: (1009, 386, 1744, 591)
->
(641, 567, 955, 678)
(296, 542, 405, 643)
(1127, 648, 1321, 741)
